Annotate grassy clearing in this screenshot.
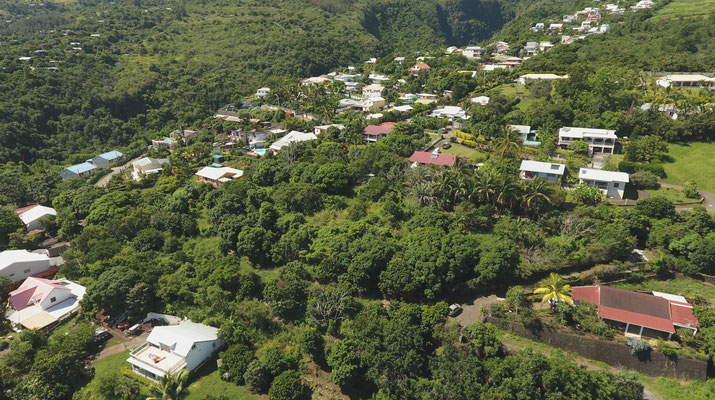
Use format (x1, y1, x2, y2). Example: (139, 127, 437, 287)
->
(612, 277, 715, 303)
(662, 142, 715, 192)
(441, 144, 487, 160)
(184, 362, 258, 400)
(652, 0, 715, 19)
(644, 187, 690, 203)
(93, 349, 131, 374)
(648, 377, 715, 399)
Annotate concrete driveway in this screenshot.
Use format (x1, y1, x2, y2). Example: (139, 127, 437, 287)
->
(452, 294, 504, 327)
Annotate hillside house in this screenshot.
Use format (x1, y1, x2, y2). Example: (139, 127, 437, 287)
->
(572, 286, 699, 339)
(128, 321, 222, 381)
(91, 150, 123, 167)
(517, 73, 569, 85)
(549, 23, 563, 32)
(539, 41, 554, 52)
(524, 42, 540, 56)
(409, 150, 458, 167)
(363, 122, 396, 143)
(195, 166, 243, 187)
(463, 46, 484, 59)
(314, 124, 345, 135)
(269, 130, 318, 151)
(368, 73, 390, 84)
(362, 84, 385, 99)
(0, 250, 51, 283)
(255, 87, 270, 97)
(132, 157, 169, 181)
(471, 96, 490, 105)
(6, 277, 85, 330)
(59, 162, 96, 180)
(558, 126, 617, 153)
(578, 168, 629, 199)
(531, 23, 545, 31)
(509, 125, 540, 146)
(16, 205, 56, 231)
(656, 74, 715, 90)
(519, 160, 565, 181)
(409, 63, 431, 76)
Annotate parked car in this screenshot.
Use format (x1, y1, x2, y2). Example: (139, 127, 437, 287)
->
(93, 328, 111, 343)
(448, 303, 462, 317)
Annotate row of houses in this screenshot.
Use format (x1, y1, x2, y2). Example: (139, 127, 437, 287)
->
(59, 150, 123, 180)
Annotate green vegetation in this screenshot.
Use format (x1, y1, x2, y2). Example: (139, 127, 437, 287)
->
(441, 143, 487, 159)
(613, 277, 715, 303)
(662, 142, 715, 192)
(653, 0, 715, 19)
(649, 377, 715, 400)
(643, 187, 692, 203)
(185, 370, 258, 400)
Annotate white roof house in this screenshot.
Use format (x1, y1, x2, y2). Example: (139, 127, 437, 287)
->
(256, 87, 271, 97)
(656, 74, 715, 89)
(558, 127, 618, 154)
(18, 205, 56, 231)
(579, 168, 629, 199)
(128, 320, 222, 381)
(132, 157, 169, 181)
(362, 84, 385, 99)
(195, 166, 243, 186)
(430, 106, 469, 120)
(269, 131, 317, 151)
(520, 160, 566, 181)
(471, 96, 490, 105)
(0, 250, 51, 283)
(518, 73, 569, 85)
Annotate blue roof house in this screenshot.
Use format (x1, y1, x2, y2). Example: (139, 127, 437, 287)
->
(92, 150, 124, 167)
(59, 162, 97, 180)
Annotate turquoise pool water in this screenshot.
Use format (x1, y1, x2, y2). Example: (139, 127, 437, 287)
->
(254, 149, 267, 155)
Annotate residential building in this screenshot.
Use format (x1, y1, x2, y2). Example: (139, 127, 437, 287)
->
(458, 70, 478, 78)
(132, 157, 169, 181)
(0, 250, 51, 282)
(269, 131, 318, 151)
(656, 74, 715, 90)
(409, 63, 431, 75)
(151, 137, 177, 150)
(16, 205, 56, 231)
(255, 87, 270, 97)
(524, 41, 540, 56)
(170, 129, 198, 141)
(128, 320, 222, 381)
(59, 162, 96, 180)
(363, 122, 396, 142)
(494, 41, 510, 53)
(430, 106, 469, 126)
(462, 46, 484, 59)
(578, 168, 629, 199)
(6, 277, 85, 330)
(531, 22, 545, 31)
(195, 166, 243, 187)
(409, 150, 458, 167)
(91, 150, 123, 167)
(519, 160, 565, 181)
(518, 73, 569, 85)
(509, 124, 540, 146)
(301, 76, 331, 85)
(314, 124, 345, 135)
(392, 105, 413, 112)
(539, 41, 554, 52)
(471, 96, 490, 105)
(572, 286, 699, 339)
(549, 23, 563, 31)
(362, 84, 385, 99)
(558, 126, 617, 153)
(368, 73, 390, 84)
(333, 73, 359, 83)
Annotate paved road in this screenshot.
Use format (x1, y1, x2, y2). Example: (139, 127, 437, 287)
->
(95, 157, 139, 187)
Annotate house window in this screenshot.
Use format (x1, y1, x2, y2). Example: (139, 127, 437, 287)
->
(9, 273, 14, 277)
(50, 297, 56, 303)
(24, 269, 31, 274)
(613, 183, 619, 188)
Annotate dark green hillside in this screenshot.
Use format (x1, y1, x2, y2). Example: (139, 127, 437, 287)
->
(0, 0, 511, 164)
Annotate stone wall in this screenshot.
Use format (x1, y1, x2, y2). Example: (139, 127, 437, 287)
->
(490, 318, 708, 380)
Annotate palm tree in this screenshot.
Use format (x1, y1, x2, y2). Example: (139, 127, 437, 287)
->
(533, 273, 573, 306)
(494, 173, 520, 210)
(492, 126, 522, 160)
(148, 369, 188, 400)
(412, 182, 436, 207)
(522, 178, 553, 217)
(473, 169, 498, 205)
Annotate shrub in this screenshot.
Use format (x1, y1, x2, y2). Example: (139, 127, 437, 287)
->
(661, 342, 678, 359)
(612, 371, 644, 400)
(629, 171, 659, 189)
(243, 360, 271, 393)
(298, 327, 324, 359)
(683, 181, 700, 199)
(554, 302, 573, 325)
(268, 370, 303, 400)
(567, 140, 589, 155)
(626, 337, 651, 357)
(463, 139, 477, 148)
(677, 328, 697, 347)
(573, 184, 603, 205)
(218, 343, 254, 384)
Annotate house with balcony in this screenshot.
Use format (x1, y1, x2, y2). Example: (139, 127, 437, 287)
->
(128, 320, 222, 381)
(91, 150, 123, 167)
(578, 168, 629, 199)
(462, 46, 484, 59)
(519, 160, 565, 182)
(132, 157, 169, 181)
(6, 277, 85, 330)
(558, 127, 618, 154)
(656, 74, 715, 90)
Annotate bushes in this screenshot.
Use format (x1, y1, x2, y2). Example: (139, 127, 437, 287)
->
(268, 370, 304, 400)
(629, 171, 659, 189)
(683, 181, 700, 199)
(618, 160, 665, 177)
(626, 337, 651, 358)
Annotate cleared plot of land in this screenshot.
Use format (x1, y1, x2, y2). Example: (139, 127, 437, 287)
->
(662, 142, 715, 193)
(185, 365, 258, 400)
(652, 0, 715, 19)
(613, 277, 715, 303)
(643, 187, 690, 203)
(441, 143, 487, 160)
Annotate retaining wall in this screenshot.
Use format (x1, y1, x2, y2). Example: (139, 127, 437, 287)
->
(489, 318, 708, 380)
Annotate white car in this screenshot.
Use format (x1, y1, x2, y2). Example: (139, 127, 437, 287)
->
(448, 303, 462, 317)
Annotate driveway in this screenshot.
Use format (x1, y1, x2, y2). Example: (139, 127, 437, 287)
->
(92, 330, 149, 363)
(659, 182, 715, 212)
(452, 294, 504, 327)
(95, 157, 139, 187)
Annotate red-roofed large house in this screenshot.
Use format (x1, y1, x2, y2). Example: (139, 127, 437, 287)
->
(572, 286, 699, 339)
(410, 63, 431, 76)
(409, 151, 458, 167)
(363, 122, 396, 143)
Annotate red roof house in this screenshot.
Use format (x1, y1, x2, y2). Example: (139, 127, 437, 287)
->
(571, 286, 699, 338)
(409, 151, 457, 166)
(363, 122, 396, 143)
(410, 63, 431, 75)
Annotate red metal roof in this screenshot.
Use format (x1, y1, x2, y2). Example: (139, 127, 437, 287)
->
(408, 151, 457, 166)
(411, 63, 431, 70)
(670, 303, 699, 328)
(598, 305, 675, 334)
(363, 122, 396, 136)
(572, 286, 599, 305)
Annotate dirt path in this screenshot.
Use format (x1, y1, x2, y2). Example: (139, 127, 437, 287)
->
(92, 331, 149, 363)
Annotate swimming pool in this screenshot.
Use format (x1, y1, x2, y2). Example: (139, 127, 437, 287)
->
(254, 149, 267, 155)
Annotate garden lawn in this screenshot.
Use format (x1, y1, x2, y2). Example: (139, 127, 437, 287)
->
(612, 277, 715, 303)
(441, 144, 487, 161)
(93, 349, 132, 376)
(648, 377, 715, 400)
(643, 187, 690, 203)
(662, 142, 715, 193)
(184, 369, 258, 400)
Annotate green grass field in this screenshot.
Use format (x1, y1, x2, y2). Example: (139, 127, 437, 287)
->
(613, 277, 715, 303)
(652, 0, 715, 19)
(441, 143, 487, 161)
(184, 364, 258, 400)
(662, 142, 715, 193)
(643, 187, 690, 203)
